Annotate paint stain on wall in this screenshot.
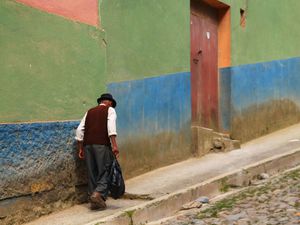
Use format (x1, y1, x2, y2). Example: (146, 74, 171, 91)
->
(231, 99, 300, 142)
(119, 130, 191, 179)
(16, 0, 99, 26)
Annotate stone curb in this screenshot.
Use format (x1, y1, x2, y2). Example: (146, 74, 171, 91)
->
(85, 148, 300, 225)
(148, 164, 300, 225)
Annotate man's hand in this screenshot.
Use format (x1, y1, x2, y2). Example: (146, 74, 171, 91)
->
(77, 141, 85, 159)
(110, 135, 119, 158)
(112, 146, 119, 158)
(79, 148, 85, 159)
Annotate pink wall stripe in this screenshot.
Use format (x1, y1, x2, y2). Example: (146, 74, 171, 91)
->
(16, 0, 99, 26)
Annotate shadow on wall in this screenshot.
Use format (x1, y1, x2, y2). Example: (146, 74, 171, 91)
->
(231, 99, 300, 142)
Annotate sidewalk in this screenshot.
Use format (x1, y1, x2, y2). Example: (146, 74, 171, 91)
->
(25, 123, 300, 225)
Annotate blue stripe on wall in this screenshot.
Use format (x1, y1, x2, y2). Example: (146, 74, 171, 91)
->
(219, 57, 300, 131)
(107, 72, 191, 141)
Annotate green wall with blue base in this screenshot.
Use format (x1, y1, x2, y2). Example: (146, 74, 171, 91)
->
(220, 57, 300, 142)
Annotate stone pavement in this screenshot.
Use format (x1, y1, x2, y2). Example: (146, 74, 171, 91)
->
(24, 123, 300, 225)
(156, 167, 300, 225)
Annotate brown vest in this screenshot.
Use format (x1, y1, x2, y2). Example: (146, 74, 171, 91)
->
(83, 105, 110, 146)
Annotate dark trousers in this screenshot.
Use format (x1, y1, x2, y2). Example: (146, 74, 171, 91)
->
(84, 144, 114, 199)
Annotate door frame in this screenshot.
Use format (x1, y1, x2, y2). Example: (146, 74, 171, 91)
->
(190, 0, 231, 130)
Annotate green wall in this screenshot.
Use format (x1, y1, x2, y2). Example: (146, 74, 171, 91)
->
(2, 0, 300, 122)
(0, 0, 106, 122)
(101, 0, 300, 80)
(101, 0, 190, 81)
(223, 0, 300, 66)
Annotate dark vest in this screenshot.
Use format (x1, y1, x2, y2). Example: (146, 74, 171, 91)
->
(83, 105, 110, 146)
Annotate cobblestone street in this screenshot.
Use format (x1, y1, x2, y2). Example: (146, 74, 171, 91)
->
(160, 168, 300, 225)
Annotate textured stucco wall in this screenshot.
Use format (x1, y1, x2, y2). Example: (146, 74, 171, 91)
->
(0, 121, 79, 200)
(0, 121, 89, 224)
(0, 0, 106, 123)
(220, 57, 300, 142)
(107, 72, 192, 178)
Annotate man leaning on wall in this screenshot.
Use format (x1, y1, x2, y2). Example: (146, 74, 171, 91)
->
(75, 93, 119, 210)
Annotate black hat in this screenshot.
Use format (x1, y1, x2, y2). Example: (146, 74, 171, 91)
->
(97, 93, 117, 108)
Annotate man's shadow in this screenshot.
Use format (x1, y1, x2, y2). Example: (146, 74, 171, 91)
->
(72, 140, 89, 204)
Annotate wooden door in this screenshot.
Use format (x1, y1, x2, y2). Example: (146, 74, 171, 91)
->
(190, 0, 219, 129)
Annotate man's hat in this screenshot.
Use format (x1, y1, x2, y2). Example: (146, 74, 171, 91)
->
(97, 93, 117, 108)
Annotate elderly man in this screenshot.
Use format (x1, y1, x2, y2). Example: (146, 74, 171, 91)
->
(75, 93, 119, 210)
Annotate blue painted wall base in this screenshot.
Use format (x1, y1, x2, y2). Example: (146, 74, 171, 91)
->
(220, 57, 300, 142)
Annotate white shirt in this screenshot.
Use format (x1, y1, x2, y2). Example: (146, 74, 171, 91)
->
(75, 104, 117, 141)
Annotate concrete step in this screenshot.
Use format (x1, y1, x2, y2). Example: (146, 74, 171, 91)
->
(191, 126, 241, 156)
(211, 131, 241, 152)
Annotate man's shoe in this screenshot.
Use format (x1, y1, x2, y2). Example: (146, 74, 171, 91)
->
(90, 202, 100, 210)
(90, 192, 106, 210)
